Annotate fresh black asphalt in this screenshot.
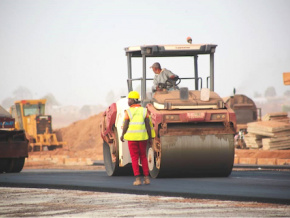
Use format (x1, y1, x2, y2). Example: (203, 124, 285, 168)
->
(0, 169, 289, 204)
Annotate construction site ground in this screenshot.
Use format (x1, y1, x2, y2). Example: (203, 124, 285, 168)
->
(14, 148, 290, 217)
(2, 113, 290, 217)
(1, 186, 290, 217)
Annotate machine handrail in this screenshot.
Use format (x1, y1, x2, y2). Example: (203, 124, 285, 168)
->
(128, 77, 203, 89)
(206, 76, 211, 89)
(180, 77, 203, 89)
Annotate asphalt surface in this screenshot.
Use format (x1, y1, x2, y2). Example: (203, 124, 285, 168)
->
(0, 169, 289, 204)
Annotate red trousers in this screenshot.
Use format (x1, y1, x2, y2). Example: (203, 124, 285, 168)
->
(128, 140, 149, 176)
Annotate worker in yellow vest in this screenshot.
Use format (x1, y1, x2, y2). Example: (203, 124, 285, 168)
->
(120, 91, 154, 186)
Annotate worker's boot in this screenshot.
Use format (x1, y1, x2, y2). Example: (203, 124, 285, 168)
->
(133, 176, 142, 186)
(143, 176, 150, 185)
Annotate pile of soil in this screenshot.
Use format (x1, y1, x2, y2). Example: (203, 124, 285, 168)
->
(56, 112, 104, 160)
(30, 113, 104, 161)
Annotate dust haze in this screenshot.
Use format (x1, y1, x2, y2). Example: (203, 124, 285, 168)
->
(1, 0, 289, 127)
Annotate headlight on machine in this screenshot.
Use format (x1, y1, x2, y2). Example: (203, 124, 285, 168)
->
(211, 114, 226, 120)
(164, 115, 180, 121)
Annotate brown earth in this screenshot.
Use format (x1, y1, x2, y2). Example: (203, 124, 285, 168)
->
(2, 187, 290, 217)
(235, 149, 290, 159)
(24, 112, 290, 169)
(30, 113, 104, 160)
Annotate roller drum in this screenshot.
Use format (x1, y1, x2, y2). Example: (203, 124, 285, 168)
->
(149, 134, 234, 178)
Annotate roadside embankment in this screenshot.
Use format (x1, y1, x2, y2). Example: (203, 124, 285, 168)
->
(24, 149, 290, 170)
(234, 149, 290, 166)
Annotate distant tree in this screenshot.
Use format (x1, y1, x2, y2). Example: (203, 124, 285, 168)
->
(12, 86, 33, 100)
(1, 97, 15, 110)
(106, 90, 116, 106)
(1, 86, 33, 109)
(264, 86, 276, 98)
(284, 90, 290, 98)
(253, 91, 262, 98)
(80, 105, 91, 118)
(42, 93, 60, 106)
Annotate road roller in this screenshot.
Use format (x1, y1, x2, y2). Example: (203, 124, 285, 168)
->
(223, 94, 261, 148)
(100, 43, 237, 178)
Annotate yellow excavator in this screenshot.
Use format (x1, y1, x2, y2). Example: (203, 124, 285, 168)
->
(10, 99, 66, 151)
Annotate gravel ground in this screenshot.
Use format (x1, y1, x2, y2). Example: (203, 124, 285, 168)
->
(0, 187, 289, 217)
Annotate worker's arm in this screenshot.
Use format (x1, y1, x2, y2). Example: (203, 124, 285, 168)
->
(152, 76, 159, 92)
(145, 117, 152, 146)
(165, 69, 178, 81)
(120, 119, 130, 142)
(155, 86, 162, 91)
(120, 110, 130, 142)
(169, 75, 179, 81)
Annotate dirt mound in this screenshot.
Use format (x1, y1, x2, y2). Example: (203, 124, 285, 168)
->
(57, 112, 104, 160)
(31, 113, 104, 160)
(59, 113, 103, 150)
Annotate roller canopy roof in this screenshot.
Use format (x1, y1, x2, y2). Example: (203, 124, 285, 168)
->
(125, 44, 217, 57)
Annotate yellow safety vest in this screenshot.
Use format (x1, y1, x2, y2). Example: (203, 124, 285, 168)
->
(124, 107, 155, 141)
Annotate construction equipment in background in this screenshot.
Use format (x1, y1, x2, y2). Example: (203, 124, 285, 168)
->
(0, 105, 28, 173)
(223, 94, 261, 148)
(10, 99, 66, 151)
(283, 72, 290, 85)
(101, 42, 237, 178)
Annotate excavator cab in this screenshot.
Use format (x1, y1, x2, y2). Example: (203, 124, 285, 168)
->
(101, 43, 237, 178)
(11, 100, 46, 130)
(10, 99, 66, 151)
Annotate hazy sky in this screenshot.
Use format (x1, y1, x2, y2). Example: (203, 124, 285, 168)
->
(1, 0, 289, 107)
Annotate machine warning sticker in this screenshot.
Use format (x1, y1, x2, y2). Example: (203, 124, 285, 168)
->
(187, 112, 206, 121)
(0, 119, 15, 128)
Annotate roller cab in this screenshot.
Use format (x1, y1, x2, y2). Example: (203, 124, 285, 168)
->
(101, 42, 237, 178)
(223, 94, 262, 148)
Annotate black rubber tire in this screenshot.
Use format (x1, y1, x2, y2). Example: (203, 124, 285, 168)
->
(0, 158, 9, 173)
(103, 128, 133, 176)
(146, 144, 159, 178)
(5, 158, 25, 173)
(33, 146, 40, 152)
(103, 140, 119, 176)
(47, 145, 57, 151)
